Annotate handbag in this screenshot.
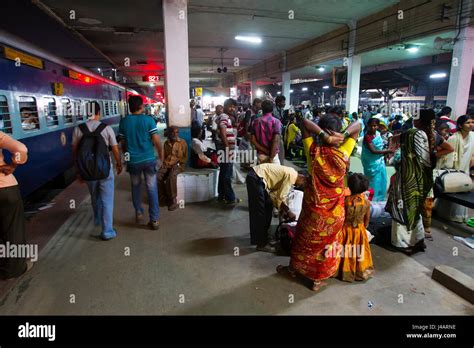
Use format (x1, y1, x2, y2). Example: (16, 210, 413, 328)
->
(433, 169, 473, 197)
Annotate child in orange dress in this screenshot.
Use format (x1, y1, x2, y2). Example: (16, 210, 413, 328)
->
(336, 173, 374, 282)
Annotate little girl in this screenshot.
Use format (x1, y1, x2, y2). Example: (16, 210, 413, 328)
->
(336, 173, 374, 282)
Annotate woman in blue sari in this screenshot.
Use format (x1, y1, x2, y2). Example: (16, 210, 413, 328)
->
(361, 118, 393, 201)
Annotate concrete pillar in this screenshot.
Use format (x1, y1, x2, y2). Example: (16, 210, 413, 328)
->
(250, 80, 258, 103)
(346, 21, 361, 114)
(282, 71, 291, 108)
(446, 25, 474, 118)
(162, 0, 191, 144)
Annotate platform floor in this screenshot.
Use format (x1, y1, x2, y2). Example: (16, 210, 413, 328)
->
(0, 157, 473, 315)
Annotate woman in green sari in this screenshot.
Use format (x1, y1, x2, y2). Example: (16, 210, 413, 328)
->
(385, 109, 436, 254)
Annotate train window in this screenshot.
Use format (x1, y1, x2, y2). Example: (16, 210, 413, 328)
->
(0, 96, 12, 134)
(19, 96, 40, 131)
(43, 97, 58, 127)
(104, 101, 110, 117)
(84, 101, 95, 118)
(61, 98, 73, 125)
(113, 102, 118, 115)
(73, 100, 84, 121)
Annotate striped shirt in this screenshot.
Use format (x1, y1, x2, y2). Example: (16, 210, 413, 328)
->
(118, 114, 159, 164)
(215, 114, 236, 150)
(251, 113, 282, 154)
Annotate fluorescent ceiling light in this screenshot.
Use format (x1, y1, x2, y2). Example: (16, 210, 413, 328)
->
(256, 89, 263, 97)
(323, 85, 330, 89)
(277, 91, 281, 94)
(302, 87, 308, 91)
(290, 78, 321, 84)
(289, 89, 294, 93)
(150, 83, 155, 87)
(235, 36, 262, 44)
(316, 66, 325, 72)
(405, 44, 419, 53)
(430, 72, 447, 79)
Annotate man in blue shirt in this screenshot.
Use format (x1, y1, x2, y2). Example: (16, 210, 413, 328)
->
(119, 96, 163, 230)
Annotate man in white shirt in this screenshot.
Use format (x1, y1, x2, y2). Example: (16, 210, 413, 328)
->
(72, 101, 122, 240)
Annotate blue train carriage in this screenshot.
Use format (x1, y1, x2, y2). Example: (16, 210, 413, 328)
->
(0, 30, 128, 197)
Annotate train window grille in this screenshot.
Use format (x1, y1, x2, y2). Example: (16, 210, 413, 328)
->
(0, 96, 12, 134)
(61, 98, 73, 125)
(43, 97, 58, 127)
(104, 101, 110, 117)
(73, 100, 84, 121)
(113, 102, 118, 115)
(18, 96, 40, 131)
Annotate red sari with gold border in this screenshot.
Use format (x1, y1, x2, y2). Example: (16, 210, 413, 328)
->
(290, 142, 349, 281)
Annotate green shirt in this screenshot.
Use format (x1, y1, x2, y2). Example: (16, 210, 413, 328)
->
(119, 114, 158, 164)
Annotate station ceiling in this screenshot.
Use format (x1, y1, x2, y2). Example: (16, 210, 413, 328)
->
(1, 0, 457, 97)
(290, 31, 456, 81)
(33, 0, 403, 89)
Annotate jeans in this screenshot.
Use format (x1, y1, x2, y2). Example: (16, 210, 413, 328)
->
(218, 162, 235, 201)
(86, 169, 116, 239)
(128, 160, 159, 222)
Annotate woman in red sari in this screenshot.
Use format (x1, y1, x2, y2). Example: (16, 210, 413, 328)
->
(277, 116, 361, 290)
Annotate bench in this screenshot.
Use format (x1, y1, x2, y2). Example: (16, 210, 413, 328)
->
(176, 167, 219, 204)
(438, 191, 474, 209)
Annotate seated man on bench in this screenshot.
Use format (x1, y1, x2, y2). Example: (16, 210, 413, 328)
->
(191, 125, 218, 169)
(158, 126, 188, 211)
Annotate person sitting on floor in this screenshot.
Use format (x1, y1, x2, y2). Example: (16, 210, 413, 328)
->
(246, 163, 307, 253)
(191, 125, 218, 169)
(158, 126, 188, 211)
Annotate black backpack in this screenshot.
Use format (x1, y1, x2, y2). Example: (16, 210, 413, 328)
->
(76, 123, 111, 181)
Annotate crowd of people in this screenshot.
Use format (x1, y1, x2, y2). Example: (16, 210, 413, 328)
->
(192, 97, 473, 291)
(1, 93, 472, 296)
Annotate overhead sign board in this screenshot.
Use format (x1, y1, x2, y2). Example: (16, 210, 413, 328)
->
(3, 46, 44, 69)
(143, 75, 160, 82)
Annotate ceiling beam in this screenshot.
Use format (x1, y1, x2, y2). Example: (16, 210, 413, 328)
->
(393, 70, 417, 83)
(31, 0, 117, 69)
(188, 5, 350, 25)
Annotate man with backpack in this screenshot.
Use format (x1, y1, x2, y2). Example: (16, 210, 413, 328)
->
(72, 101, 122, 240)
(119, 96, 163, 230)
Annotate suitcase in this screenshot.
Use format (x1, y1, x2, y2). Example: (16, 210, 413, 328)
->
(434, 169, 473, 198)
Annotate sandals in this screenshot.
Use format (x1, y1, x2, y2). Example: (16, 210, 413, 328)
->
(277, 265, 327, 291)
